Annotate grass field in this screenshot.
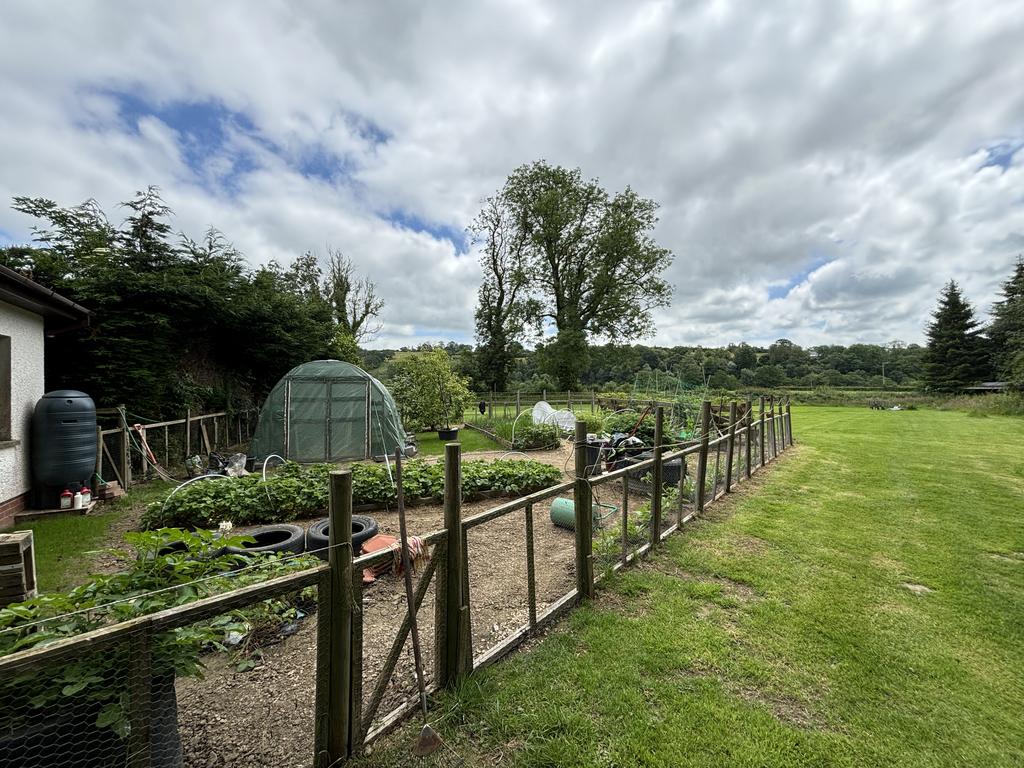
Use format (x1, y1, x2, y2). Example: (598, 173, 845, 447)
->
(19, 481, 172, 592)
(414, 428, 505, 456)
(361, 406, 1024, 767)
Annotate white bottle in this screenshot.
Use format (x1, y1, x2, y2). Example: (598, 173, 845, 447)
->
(73, 490, 83, 510)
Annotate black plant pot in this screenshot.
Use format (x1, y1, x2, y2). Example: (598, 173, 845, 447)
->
(437, 427, 459, 441)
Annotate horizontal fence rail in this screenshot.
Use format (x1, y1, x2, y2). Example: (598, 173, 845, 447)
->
(95, 406, 258, 490)
(1, 397, 794, 766)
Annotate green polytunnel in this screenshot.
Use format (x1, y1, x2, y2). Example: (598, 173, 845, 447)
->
(249, 360, 410, 463)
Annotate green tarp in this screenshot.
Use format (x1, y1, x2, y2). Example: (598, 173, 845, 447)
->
(249, 360, 407, 462)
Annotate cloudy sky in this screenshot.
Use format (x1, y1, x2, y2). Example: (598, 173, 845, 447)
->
(1, 0, 1023, 349)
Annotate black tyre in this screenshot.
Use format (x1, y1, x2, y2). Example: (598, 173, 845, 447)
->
(306, 515, 379, 560)
(226, 524, 306, 556)
(154, 539, 226, 560)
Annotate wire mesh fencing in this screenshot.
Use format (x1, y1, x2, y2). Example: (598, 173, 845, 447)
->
(0, 547, 325, 768)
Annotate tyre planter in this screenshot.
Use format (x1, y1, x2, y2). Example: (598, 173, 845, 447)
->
(437, 427, 459, 441)
(306, 515, 379, 560)
(226, 524, 306, 556)
(0, 672, 181, 768)
(156, 540, 226, 560)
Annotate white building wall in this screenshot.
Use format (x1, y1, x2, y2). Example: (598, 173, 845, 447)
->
(0, 300, 45, 504)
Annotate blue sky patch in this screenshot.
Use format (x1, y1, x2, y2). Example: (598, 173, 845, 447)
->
(93, 89, 387, 195)
(386, 209, 468, 253)
(768, 254, 832, 300)
(980, 139, 1023, 171)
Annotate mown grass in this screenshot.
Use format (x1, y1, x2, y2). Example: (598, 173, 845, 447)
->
(360, 406, 1024, 767)
(414, 428, 506, 456)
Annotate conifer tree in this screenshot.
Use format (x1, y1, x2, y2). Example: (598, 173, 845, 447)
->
(988, 258, 1024, 388)
(924, 281, 988, 392)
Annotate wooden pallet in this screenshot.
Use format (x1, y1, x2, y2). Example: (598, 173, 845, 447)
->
(0, 531, 37, 606)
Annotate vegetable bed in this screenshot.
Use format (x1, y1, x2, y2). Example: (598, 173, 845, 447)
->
(143, 458, 563, 529)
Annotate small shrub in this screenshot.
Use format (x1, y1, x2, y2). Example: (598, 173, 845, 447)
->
(513, 423, 562, 450)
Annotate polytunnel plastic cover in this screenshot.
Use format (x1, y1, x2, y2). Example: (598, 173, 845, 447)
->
(249, 360, 407, 462)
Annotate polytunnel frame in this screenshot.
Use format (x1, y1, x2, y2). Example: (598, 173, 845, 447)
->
(276, 373, 396, 463)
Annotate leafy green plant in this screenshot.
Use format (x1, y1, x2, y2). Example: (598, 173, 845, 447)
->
(143, 458, 563, 529)
(0, 528, 319, 739)
(603, 411, 657, 444)
(387, 348, 473, 430)
(512, 423, 562, 450)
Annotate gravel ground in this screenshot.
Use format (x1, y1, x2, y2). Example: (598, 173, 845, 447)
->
(92, 441, 662, 766)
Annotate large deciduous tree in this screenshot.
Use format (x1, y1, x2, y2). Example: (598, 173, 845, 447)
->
(323, 247, 384, 344)
(924, 281, 989, 392)
(470, 196, 534, 392)
(475, 160, 673, 389)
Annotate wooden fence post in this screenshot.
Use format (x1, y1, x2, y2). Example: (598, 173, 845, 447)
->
(744, 396, 753, 480)
(127, 624, 153, 768)
(573, 421, 595, 599)
(771, 397, 779, 458)
(120, 405, 131, 489)
(650, 406, 664, 548)
(758, 397, 766, 468)
(725, 401, 737, 492)
(786, 397, 794, 446)
(695, 400, 711, 512)
(591, 391, 596, 413)
(94, 426, 103, 493)
(184, 408, 191, 459)
(314, 470, 353, 766)
(515, 391, 521, 418)
(435, 442, 464, 686)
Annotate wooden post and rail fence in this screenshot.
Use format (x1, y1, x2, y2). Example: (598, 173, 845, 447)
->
(94, 407, 257, 490)
(0, 398, 795, 765)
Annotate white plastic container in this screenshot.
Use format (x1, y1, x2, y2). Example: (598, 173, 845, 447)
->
(73, 490, 83, 510)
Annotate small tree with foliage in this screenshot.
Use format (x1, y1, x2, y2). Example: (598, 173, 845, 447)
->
(387, 348, 473, 431)
(924, 281, 988, 392)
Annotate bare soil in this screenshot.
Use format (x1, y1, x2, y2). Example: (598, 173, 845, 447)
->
(94, 442, 666, 766)
(170, 442, 624, 767)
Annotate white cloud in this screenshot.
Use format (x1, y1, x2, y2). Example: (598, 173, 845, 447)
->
(0, 0, 1022, 349)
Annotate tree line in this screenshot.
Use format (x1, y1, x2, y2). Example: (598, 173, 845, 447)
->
(4, 174, 1020, 419)
(1, 188, 383, 415)
(363, 338, 928, 394)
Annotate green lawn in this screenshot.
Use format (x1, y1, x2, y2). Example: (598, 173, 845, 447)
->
(414, 428, 506, 456)
(19, 481, 173, 592)
(363, 407, 1024, 767)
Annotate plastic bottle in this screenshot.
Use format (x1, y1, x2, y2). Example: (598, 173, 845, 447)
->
(80, 485, 92, 506)
(73, 490, 83, 510)
(60, 489, 73, 510)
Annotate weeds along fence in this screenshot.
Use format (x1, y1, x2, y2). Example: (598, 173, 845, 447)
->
(96, 407, 258, 489)
(0, 397, 793, 767)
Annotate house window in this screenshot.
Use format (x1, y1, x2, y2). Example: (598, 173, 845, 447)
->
(0, 335, 10, 441)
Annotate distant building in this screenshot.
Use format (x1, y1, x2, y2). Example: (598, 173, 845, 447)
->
(0, 266, 91, 528)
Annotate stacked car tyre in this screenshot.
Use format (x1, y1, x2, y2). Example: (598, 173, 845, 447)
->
(306, 515, 379, 560)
